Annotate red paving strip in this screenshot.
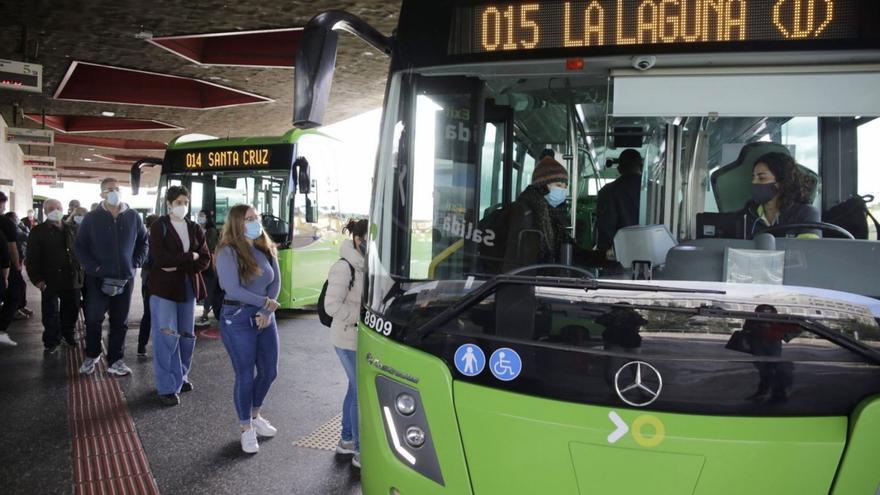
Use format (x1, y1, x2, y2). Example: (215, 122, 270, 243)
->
(67, 339, 160, 495)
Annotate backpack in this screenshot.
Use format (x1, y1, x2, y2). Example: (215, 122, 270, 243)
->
(822, 194, 880, 240)
(475, 203, 513, 274)
(317, 259, 355, 327)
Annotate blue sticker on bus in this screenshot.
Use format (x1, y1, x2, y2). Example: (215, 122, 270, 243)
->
(454, 344, 485, 377)
(489, 347, 522, 381)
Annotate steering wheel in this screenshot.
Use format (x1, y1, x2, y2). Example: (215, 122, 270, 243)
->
(760, 222, 854, 240)
(505, 263, 596, 279)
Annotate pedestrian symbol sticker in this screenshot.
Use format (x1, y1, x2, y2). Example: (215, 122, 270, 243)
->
(489, 347, 522, 381)
(454, 344, 485, 377)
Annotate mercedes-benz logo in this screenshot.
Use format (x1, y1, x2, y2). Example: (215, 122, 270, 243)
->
(614, 361, 662, 407)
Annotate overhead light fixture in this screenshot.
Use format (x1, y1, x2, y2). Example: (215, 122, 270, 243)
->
(83, 158, 93, 162)
(101, 111, 115, 117)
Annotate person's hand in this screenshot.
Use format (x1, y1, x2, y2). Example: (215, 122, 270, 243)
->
(36, 282, 47, 291)
(264, 298, 280, 313)
(192, 252, 200, 261)
(255, 313, 271, 329)
(161, 267, 177, 272)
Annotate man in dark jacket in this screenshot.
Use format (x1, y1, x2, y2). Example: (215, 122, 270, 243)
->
(26, 199, 84, 353)
(596, 149, 644, 254)
(75, 178, 148, 376)
(0, 191, 25, 347)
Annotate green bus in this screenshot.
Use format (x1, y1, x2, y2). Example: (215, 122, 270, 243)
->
(296, 1, 880, 494)
(131, 129, 357, 309)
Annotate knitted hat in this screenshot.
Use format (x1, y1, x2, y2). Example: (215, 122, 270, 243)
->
(531, 156, 569, 186)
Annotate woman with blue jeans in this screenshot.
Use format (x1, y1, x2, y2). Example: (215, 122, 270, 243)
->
(324, 219, 367, 468)
(216, 204, 281, 454)
(148, 186, 211, 406)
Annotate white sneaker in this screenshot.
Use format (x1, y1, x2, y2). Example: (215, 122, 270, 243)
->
(0, 332, 17, 347)
(352, 452, 361, 469)
(79, 357, 98, 375)
(252, 415, 277, 437)
(107, 359, 132, 376)
(241, 427, 259, 454)
(336, 439, 357, 455)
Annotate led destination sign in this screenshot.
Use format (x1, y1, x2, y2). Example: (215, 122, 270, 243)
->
(163, 143, 295, 173)
(452, 0, 861, 54)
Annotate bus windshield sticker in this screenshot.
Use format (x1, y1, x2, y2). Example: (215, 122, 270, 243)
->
(455, 344, 486, 376)
(489, 347, 522, 381)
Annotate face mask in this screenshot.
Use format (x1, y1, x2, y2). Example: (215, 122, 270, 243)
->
(171, 205, 188, 219)
(545, 186, 568, 208)
(106, 191, 121, 206)
(197, 215, 207, 225)
(46, 210, 64, 222)
(751, 183, 778, 206)
(357, 240, 366, 256)
(73, 215, 84, 225)
(244, 220, 263, 240)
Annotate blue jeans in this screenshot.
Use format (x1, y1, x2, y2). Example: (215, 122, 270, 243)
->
(149, 281, 196, 395)
(335, 347, 359, 449)
(83, 275, 134, 363)
(220, 304, 279, 423)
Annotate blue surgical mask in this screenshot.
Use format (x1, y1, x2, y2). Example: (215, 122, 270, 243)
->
(106, 191, 121, 206)
(244, 220, 263, 240)
(545, 186, 568, 207)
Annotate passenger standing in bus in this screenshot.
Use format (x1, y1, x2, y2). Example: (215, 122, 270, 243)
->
(25, 199, 84, 353)
(75, 178, 149, 377)
(323, 218, 367, 469)
(746, 152, 821, 238)
(215, 204, 281, 454)
(148, 188, 211, 406)
(137, 214, 159, 357)
(595, 149, 643, 257)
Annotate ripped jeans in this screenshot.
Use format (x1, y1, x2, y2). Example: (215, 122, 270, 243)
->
(149, 282, 196, 395)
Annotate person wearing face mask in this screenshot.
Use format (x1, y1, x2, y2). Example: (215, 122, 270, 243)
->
(64, 207, 89, 232)
(63, 200, 81, 223)
(25, 199, 85, 353)
(0, 192, 26, 346)
(323, 218, 367, 469)
(596, 148, 644, 257)
(502, 156, 573, 271)
(74, 178, 149, 377)
(147, 187, 211, 406)
(744, 152, 821, 239)
(215, 204, 281, 454)
(22, 210, 38, 230)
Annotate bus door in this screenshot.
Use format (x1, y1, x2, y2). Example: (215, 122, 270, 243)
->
(186, 176, 213, 221)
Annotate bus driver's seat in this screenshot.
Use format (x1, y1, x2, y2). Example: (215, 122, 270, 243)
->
(710, 142, 818, 213)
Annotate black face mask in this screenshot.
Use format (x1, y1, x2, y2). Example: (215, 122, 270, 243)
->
(357, 240, 366, 256)
(751, 182, 778, 206)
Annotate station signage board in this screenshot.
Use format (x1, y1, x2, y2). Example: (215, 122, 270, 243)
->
(30, 166, 57, 175)
(0, 59, 42, 93)
(4, 127, 54, 146)
(23, 155, 56, 168)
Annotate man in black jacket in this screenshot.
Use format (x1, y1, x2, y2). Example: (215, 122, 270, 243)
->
(26, 199, 84, 353)
(596, 149, 644, 255)
(0, 191, 24, 347)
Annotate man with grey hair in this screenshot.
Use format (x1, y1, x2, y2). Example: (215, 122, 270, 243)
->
(26, 199, 84, 353)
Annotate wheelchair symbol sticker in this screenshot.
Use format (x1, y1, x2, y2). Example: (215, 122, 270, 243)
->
(489, 347, 522, 381)
(454, 344, 486, 377)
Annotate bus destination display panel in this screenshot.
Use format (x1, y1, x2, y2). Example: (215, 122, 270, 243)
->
(164, 143, 295, 174)
(451, 0, 861, 55)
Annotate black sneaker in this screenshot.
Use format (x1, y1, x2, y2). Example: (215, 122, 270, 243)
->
(160, 393, 180, 406)
(136, 346, 147, 357)
(44, 344, 60, 354)
(180, 381, 194, 393)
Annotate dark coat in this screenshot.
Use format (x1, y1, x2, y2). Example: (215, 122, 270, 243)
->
(147, 216, 211, 302)
(25, 222, 84, 290)
(743, 201, 821, 238)
(596, 173, 641, 251)
(502, 185, 569, 272)
(74, 204, 148, 279)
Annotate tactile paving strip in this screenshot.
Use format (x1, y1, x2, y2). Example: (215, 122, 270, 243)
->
(292, 413, 343, 451)
(67, 331, 160, 495)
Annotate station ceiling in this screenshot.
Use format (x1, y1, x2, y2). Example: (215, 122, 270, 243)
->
(0, 0, 399, 186)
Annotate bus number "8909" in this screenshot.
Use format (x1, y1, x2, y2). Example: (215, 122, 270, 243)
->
(363, 310, 393, 336)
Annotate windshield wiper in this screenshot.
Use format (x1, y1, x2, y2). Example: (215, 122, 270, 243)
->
(412, 272, 725, 342)
(604, 303, 880, 365)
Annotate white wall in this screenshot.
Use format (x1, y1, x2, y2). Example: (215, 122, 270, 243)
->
(0, 114, 34, 215)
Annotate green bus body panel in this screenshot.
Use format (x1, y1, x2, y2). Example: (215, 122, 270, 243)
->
(276, 236, 345, 309)
(831, 396, 880, 495)
(454, 382, 844, 494)
(359, 330, 862, 495)
(358, 328, 473, 495)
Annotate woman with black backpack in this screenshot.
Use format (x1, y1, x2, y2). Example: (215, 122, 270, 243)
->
(323, 218, 367, 469)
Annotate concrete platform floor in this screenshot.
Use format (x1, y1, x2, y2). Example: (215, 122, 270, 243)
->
(0, 282, 362, 495)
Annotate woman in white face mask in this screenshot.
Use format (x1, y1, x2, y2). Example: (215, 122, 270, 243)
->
(146, 186, 212, 406)
(65, 207, 89, 232)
